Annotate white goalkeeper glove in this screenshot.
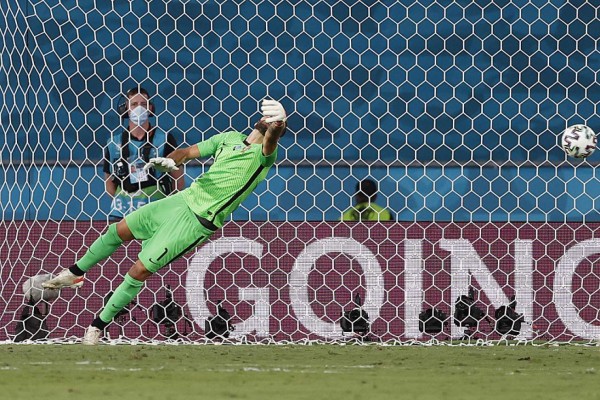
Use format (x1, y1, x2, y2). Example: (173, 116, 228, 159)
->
(143, 157, 179, 172)
(261, 99, 287, 124)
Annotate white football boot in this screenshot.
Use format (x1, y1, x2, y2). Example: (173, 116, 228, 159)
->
(41, 269, 84, 290)
(82, 326, 102, 345)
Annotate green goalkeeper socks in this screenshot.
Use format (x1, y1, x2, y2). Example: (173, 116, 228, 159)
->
(98, 273, 143, 324)
(75, 223, 123, 273)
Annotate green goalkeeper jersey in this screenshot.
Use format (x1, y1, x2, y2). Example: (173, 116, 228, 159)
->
(182, 131, 278, 228)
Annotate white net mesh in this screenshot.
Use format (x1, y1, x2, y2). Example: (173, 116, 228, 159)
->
(1, 0, 600, 344)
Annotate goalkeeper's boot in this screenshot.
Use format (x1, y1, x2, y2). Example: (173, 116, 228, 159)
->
(82, 326, 102, 345)
(41, 269, 84, 290)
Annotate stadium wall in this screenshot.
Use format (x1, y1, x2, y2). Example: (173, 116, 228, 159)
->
(3, 164, 600, 221)
(1, 221, 600, 342)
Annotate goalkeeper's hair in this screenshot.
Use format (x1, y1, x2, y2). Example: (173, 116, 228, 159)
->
(254, 117, 269, 135)
(254, 117, 287, 137)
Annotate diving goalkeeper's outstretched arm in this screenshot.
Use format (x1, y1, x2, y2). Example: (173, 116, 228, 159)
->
(144, 99, 286, 171)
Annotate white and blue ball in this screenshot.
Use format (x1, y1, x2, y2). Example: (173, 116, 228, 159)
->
(562, 124, 597, 159)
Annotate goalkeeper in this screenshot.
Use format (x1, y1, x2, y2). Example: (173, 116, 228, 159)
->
(43, 99, 287, 345)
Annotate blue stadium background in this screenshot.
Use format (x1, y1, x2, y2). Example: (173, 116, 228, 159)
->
(1, 0, 599, 221)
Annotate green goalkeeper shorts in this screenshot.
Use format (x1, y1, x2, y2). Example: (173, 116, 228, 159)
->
(124, 193, 215, 273)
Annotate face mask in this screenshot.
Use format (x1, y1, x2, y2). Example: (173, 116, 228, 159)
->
(129, 105, 149, 126)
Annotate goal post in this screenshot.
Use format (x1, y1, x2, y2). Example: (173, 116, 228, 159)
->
(1, 0, 600, 343)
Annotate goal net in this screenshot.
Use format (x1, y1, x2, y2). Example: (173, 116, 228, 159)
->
(1, 0, 599, 344)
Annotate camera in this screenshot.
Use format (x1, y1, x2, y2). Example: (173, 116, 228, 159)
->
(151, 285, 187, 339)
(158, 174, 173, 195)
(419, 307, 448, 335)
(454, 287, 491, 338)
(13, 297, 50, 342)
(114, 160, 128, 179)
(340, 293, 369, 336)
(205, 300, 234, 339)
(495, 296, 525, 336)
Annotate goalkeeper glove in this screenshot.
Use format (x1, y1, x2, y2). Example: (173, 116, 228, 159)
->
(261, 99, 287, 123)
(143, 157, 179, 172)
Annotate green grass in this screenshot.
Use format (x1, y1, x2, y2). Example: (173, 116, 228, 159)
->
(0, 344, 599, 400)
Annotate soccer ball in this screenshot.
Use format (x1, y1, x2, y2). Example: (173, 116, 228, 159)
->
(22, 274, 60, 303)
(561, 124, 597, 158)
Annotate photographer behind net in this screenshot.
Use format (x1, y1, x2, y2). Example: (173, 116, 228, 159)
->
(341, 179, 392, 222)
(104, 86, 184, 219)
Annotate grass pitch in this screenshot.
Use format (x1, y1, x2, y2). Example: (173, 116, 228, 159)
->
(0, 344, 599, 400)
